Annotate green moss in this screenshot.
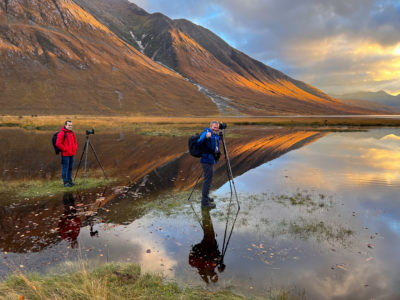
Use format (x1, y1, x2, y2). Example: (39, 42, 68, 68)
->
(0, 178, 116, 199)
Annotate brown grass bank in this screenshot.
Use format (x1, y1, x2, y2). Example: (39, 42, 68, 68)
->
(1, 115, 400, 130)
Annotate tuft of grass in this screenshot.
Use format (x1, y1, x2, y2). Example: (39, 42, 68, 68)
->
(272, 217, 353, 244)
(0, 178, 116, 199)
(270, 192, 333, 212)
(0, 263, 258, 300)
(142, 192, 196, 216)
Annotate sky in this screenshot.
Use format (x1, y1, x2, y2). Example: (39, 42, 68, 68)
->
(130, 0, 400, 96)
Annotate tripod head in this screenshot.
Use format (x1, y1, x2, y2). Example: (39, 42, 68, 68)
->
(219, 129, 226, 141)
(86, 129, 95, 136)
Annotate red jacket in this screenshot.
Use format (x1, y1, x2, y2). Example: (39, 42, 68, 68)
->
(58, 216, 81, 241)
(56, 127, 77, 156)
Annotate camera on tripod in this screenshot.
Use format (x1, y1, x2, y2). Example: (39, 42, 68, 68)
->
(219, 122, 227, 130)
(75, 128, 107, 188)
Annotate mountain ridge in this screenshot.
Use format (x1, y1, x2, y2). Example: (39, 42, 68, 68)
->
(0, 0, 216, 115)
(0, 0, 380, 115)
(335, 90, 400, 108)
(74, 0, 377, 115)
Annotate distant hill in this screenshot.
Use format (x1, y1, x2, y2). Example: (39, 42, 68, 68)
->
(337, 99, 400, 114)
(0, 0, 379, 115)
(336, 91, 400, 111)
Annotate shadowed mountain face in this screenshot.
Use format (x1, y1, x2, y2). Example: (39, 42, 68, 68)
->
(74, 0, 377, 115)
(0, 0, 216, 115)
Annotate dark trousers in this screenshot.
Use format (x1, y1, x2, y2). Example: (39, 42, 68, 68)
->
(201, 163, 214, 206)
(61, 156, 75, 183)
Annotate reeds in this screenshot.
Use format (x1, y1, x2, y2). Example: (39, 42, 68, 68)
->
(0, 263, 253, 300)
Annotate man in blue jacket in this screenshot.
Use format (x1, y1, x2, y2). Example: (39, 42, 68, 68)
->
(197, 121, 220, 209)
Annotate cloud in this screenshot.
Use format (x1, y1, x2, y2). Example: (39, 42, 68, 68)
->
(130, 0, 400, 95)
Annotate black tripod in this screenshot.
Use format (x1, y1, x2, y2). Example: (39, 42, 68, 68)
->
(74, 129, 107, 188)
(219, 129, 240, 209)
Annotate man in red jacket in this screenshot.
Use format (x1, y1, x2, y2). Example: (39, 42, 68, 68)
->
(56, 120, 78, 187)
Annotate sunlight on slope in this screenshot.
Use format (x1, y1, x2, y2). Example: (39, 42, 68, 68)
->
(170, 28, 340, 106)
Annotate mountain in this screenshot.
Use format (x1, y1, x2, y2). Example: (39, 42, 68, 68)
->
(0, 0, 215, 115)
(73, 0, 378, 115)
(0, 0, 377, 115)
(337, 99, 400, 114)
(335, 91, 400, 110)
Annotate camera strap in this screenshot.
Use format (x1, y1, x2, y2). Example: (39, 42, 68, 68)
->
(214, 135, 219, 153)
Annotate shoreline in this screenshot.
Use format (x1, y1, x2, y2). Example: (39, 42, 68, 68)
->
(1, 114, 400, 128)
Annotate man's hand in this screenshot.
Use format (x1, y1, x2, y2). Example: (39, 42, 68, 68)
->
(206, 131, 212, 138)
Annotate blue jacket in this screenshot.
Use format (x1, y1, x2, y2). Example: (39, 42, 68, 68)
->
(198, 127, 220, 164)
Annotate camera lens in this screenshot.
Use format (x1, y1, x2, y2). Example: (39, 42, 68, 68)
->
(219, 122, 227, 130)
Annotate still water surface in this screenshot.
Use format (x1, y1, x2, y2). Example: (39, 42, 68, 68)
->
(1, 128, 399, 299)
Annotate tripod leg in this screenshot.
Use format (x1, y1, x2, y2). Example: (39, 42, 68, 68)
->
(187, 171, 205, 229)
(88, 140, 107, 179)
(221, 132, 240, 209)
(187, 170, 203, 202)
(74, 139, 88, 181)
(221, 205, 240, 257)
(83, 139, 89, 188)
(221, 136, 234, 198)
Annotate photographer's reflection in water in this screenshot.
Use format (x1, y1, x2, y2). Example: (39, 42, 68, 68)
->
(89, 219, 99, 237)
(189, 208, 224, 284)
(58, 192, 81, 248)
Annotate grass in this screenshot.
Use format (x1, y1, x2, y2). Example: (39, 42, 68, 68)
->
(272, 217, 353, 244)
(141, 192, 199, 216)
(0, 177, 116, 199)
(0, 263, 261, 300)
(0, 115, 245, 137)
(1, 115, 400, 132)
(134, 124, 243, 137)
(270, 192, 333, 212)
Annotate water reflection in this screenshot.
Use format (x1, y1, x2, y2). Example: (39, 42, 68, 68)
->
(3, 128, 400, 298)
(189, 208, 222, 284)
(58, 192, 81, 248)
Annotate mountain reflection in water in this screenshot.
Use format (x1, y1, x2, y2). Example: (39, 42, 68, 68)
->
(0, 127, 323, 253)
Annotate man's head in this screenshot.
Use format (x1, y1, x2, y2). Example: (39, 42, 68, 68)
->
(210, 120, 219, 134)
(65, 120, 72, 130)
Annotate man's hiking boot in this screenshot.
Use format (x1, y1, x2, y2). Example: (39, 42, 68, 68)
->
(64, 182, 73, 187)
(69, 181, 75, 186)
(202, 202, 216, 209)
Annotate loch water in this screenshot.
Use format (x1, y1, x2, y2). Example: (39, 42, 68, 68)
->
(0, 127, 399, 299)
